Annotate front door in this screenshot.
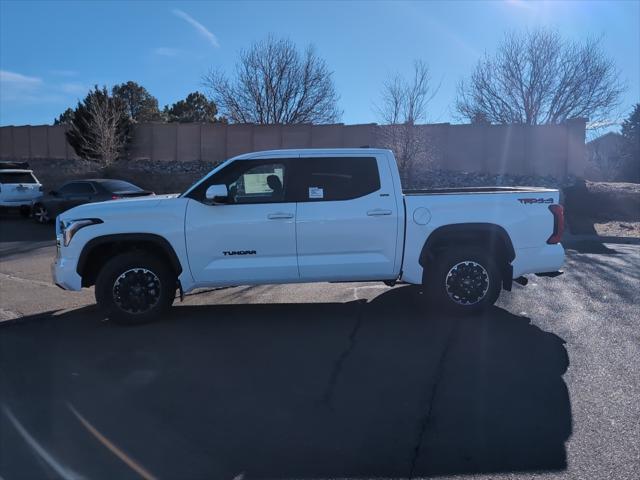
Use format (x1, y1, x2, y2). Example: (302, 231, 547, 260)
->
(293, 155, 400, 282)
(184, 159, 298, 286)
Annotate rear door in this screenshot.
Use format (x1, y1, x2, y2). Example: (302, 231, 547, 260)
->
(293, 154, 400, 281)
(0, 171, 40, 202)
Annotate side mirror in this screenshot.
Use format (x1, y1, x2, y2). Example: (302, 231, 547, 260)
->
(205, 184, 229, 204)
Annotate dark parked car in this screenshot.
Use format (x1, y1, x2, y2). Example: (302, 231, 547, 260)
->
(33, 179, 153, 223)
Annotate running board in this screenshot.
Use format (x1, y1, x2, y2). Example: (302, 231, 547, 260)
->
(535, 271, 564, 278)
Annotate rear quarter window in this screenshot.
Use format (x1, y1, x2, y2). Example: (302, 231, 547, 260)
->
(99, 180, 143, 193)
(0, 172, 37, 184)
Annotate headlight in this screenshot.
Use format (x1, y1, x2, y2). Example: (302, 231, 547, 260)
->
(61, 218, 103, 247)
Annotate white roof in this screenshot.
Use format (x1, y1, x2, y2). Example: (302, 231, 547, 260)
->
(230, 148, 391, 161)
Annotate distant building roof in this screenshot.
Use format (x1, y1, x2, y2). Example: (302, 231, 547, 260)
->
(587, 131, 623, 147)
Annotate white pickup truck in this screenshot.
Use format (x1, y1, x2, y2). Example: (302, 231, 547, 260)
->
(53, 148, 565, 324)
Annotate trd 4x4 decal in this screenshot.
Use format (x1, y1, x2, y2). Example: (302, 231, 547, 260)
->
(518, 198, 553, 205)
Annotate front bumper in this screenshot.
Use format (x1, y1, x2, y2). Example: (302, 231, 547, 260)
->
(52, 220, 82, 290)
(51, 256, 82, 291)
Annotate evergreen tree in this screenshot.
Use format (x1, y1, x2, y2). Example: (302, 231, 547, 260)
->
(164, 92, 219, 123)
(619, 104, 640, 182)
(112, 81, 161, 122)
(54, 107, 75, 125)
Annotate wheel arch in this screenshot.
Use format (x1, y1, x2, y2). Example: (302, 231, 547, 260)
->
(77, 233, 182, 288)
(419, 223, 516, 290)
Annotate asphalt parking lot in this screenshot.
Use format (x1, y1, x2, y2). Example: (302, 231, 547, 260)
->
(1, 214, 639, 480)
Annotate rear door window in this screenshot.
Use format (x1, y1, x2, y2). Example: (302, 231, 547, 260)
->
(291, 157, 380, 201)
(59, 182, 95, 196)
(0, 172, 37, 184)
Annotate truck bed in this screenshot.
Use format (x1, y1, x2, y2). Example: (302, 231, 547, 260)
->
(403, 186, 556, 195)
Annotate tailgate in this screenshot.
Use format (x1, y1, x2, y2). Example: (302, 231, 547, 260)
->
(0, 171, 41, 201)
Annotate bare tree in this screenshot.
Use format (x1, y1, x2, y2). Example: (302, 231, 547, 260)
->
(66, 86, 131, 167)
(376, 60, 438, 182)
(456, 29, 624, 125)
(203, 35, 341, 124)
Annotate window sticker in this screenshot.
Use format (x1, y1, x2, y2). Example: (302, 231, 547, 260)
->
(308, 187, 324, 199)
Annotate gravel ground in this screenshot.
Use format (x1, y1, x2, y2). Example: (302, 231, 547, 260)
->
(594, 221, 640, 238)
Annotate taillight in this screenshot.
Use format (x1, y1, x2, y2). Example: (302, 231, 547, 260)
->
(111, 195, 121, 200)
(547, 204, 564, 244)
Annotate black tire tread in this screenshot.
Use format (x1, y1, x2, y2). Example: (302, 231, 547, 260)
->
(424, 247, 502, 314)
(95, 251, 175, 325)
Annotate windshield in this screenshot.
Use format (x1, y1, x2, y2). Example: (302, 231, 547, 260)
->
(180, 158, 232, 197)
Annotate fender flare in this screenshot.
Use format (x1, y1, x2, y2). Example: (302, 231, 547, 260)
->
(419, 223, 516, 289)
(76, 233, 183, 277)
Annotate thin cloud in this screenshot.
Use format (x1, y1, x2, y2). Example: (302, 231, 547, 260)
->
(0, 70, 42, 86)
(0, 70, 85, 105)
(154, 47, 181, 57)
(50, 69, 78, 77)
(172, 9, 219, 48)
(60, 82, 89, 95)
(505, 0, 535, 10)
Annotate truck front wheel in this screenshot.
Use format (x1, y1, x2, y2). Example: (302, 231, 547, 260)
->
(424, 248, 501, 314)
(95, 252, 176, 325)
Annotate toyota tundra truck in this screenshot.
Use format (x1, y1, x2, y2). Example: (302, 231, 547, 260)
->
(52, 149, 565, 324)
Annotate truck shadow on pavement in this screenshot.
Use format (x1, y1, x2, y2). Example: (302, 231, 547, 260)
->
(0, 286, 571, 479)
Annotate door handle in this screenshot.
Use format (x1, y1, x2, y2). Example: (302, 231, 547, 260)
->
(267, 212, 294, 219)
(367, 209, 392, 216)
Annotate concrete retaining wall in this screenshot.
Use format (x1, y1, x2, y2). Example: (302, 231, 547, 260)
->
(0, 119, 586, 179)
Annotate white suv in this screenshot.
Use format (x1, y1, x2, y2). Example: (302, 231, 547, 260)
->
(0, 162, 43, 216)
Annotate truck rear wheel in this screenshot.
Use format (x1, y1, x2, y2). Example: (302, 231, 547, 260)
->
(424, 248, 501, 314)
(95, 252, 176, 325)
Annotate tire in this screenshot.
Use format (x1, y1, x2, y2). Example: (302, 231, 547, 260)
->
(33, 204, 50, 224)
(95, 252, 176, 325)
(424, 247, 502, 314)
(19, 205, 31, 218)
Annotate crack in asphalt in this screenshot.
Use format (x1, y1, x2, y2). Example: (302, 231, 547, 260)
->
(0, 272, 56, 288)
(322, 300, 367, 408)
(408, 318, 460, 479)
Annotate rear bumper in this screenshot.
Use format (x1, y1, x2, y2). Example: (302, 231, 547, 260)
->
(0, 200, 34, 207)
(512, 244, 565, 278)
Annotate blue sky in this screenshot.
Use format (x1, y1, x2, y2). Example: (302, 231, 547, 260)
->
(0, 0, 638, 129)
